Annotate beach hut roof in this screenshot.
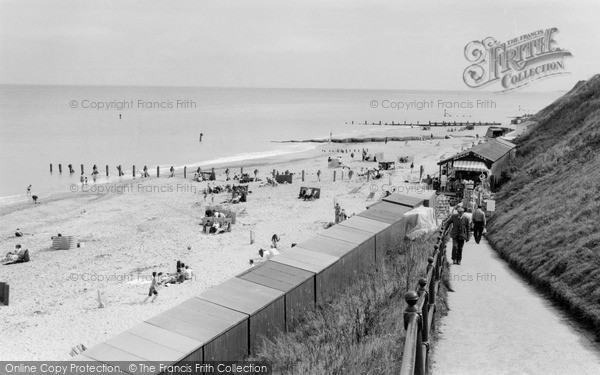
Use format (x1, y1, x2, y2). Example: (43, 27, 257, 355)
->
(127, 321, 202, 354)
(296, 234, 359, 258)
(337, 215, 391, 234)
(271, 247, 338, 273)
(197, 277, 284, 315)
(145, 298, 246, 344)
(105, 331, 187, 363)
(358, 201, 412, 224)
(437, 138, 515, 165)
(319, 225, 374, 246)
(382, 194, 424, 208)
(237, 261, 314, 292)
(76, 342, 148, 371)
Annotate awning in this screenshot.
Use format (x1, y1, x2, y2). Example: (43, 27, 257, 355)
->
(453, 160, 489, 172)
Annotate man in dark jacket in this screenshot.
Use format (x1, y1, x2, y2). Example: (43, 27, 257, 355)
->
(444, 206, 471, 265)
(472, 205, 487, 244)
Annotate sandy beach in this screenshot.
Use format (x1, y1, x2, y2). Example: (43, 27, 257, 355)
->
(0, 125, 486, 360)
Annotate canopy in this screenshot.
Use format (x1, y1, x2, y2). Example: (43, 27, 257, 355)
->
(403, 207, 437, 240)
(453, 160, 489, 173)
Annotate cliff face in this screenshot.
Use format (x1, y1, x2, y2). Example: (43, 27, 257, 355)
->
(487, 74, 600, 335)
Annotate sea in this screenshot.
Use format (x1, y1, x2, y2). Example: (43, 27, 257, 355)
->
(0, 85, 562, 201)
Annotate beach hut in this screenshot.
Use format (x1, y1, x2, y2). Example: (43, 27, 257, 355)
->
(318, 225, 376, 271)
(292, 234, 369, 297)
(271, 247, 339, 304)
(197, 277, 285, 355)
(358, 201, 412, 245)
(145, 297, 248, 362)
(338, 216, 394, 263)
(237, 261, 315, 331)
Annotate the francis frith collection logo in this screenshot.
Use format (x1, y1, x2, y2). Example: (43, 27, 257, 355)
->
(463, 27, 572, 91)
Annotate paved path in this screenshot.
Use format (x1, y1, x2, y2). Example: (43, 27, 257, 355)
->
(430, 238, 600, 375)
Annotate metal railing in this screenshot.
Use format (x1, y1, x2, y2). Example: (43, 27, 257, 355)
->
(399, 224, 452, 375)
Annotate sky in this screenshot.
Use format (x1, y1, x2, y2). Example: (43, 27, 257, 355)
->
(1, 0, 599, 91)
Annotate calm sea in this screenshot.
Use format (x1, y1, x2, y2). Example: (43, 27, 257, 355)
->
(0, 85, 561, 200)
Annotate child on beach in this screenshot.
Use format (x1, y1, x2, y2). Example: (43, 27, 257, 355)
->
(26, 185, 31, 195)
(142, 272, 160, 303)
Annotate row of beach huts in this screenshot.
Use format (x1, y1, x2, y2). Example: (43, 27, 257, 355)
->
(73, 192, 437, 373)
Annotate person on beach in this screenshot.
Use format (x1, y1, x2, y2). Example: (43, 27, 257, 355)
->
(26, 185, 32, 195)
(335, 203, 341, 223)
(317, 170, 321, 182)
(176, 268, 185, 283)
(444, 206, 470, 265)
(142, 272, 159, 303)
(340, 209, 348, 222)
(410, 162, 414, 172)
(472, 205, 487, 244)
(184, 265, 193, 280)
(15, 228, 23, 237)
(32, 195, 38, 204)
(169, 166, 175, 178)
(271, 234, 280, 249)
(84, 177, 88, 186)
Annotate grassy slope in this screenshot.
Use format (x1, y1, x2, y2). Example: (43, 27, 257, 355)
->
(249, 236, 450, 374)
(487, 74, 600, 337)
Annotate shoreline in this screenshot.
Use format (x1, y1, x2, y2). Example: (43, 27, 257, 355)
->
(0, 124, 481, 207)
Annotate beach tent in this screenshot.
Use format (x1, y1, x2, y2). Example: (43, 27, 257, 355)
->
(0, 282, 9, 306)
(379, 161, 395, 170)
(403, 206, 437, 240)
(275, 174, 293, 184)
(299, 187, 321, 199)
(328, 159, 341, 168)
(51, 236, 77, 250)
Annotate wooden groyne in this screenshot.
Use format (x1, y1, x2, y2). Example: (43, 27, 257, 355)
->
(346, 120, 500, 126)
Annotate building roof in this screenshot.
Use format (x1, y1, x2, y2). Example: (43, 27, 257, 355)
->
(438, 138, 515, 165)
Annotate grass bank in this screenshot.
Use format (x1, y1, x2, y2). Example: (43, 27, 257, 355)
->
(486, 74, 600, 338)
(249, 235, 450, 374)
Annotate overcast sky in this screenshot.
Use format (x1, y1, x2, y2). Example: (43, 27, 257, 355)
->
(1, 0, 599, 91)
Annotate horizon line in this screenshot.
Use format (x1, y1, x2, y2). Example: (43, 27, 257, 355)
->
(0, 82, 568, 94)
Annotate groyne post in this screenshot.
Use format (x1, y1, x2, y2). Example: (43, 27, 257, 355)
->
(50, 164, 53, 173)
(81, 164, 84, 175)
(241, 167, 243, 175)
(58, 164, 62, 173)
(302, 170, 305, 182)
(157, 166, 160, 177)
(333, 171, 336, 182)
(106, 165, 109, 176)
(133, 165, 136, 177)
(184, 166, 187, 179)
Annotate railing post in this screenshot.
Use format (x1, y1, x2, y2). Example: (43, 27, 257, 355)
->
(418, 278, 430, 347)
(402, 291, 424, 375)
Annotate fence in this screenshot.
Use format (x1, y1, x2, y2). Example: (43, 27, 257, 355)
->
(399, 224, 452, 375)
